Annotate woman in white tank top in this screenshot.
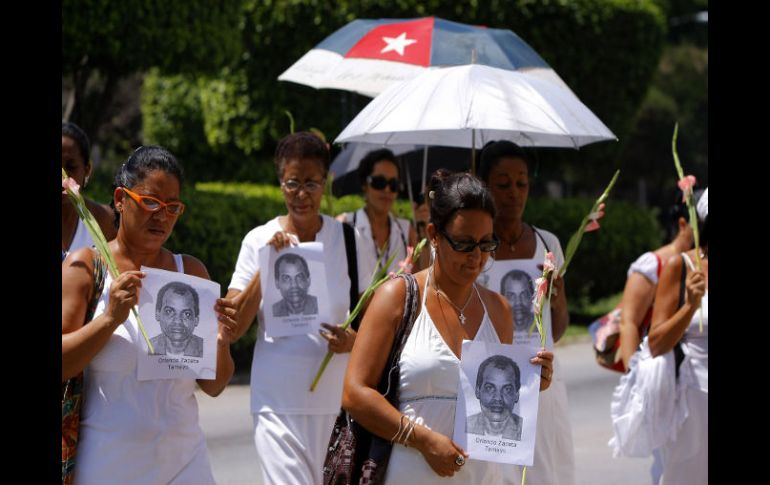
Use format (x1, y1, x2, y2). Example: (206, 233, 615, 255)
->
(646, 189, 708, 485)
(62, 146, 240, 484)
(61, 121, 116, 256)
(344, 171, 554, 483)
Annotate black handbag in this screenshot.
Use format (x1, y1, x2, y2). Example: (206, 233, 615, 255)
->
(322, 273, 420, 485)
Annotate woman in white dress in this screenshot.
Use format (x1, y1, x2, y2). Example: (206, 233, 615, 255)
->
(62, 121, 116, 257)
(225, 132, 374, 485)
(62, 146, 239, 484)
(343, 170, 554, 483)
(647, 189, 708, 485)
(337, 148, 418, 278)
(477, 141, 574, 485)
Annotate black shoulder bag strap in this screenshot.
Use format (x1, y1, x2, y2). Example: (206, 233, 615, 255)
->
(342, 222, 361, 330)
(674, 254, 687, 380)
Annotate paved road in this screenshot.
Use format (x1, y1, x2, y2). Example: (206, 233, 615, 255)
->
(197, 338, 653, 484)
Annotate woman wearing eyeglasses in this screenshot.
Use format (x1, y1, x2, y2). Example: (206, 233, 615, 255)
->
(62, 146, 239, 484)
(477, 141, 573, 485)
(225, 132, 375, 485)
(62, 121, 117, 259)
(343, 170, 554, 483)
(336, 148, 418, 277)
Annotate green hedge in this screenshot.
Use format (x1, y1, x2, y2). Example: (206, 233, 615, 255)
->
(85, 178, 660, 368)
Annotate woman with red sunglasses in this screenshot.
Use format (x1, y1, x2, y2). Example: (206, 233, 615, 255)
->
(337, 148, 419, 277)
(62, 146, 239, 484)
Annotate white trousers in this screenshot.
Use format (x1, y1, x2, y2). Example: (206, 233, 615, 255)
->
(252, 412, 337, 485)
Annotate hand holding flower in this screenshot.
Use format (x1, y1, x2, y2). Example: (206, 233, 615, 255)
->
(319, 323, 356, 353)
(105, 271, 145, 326)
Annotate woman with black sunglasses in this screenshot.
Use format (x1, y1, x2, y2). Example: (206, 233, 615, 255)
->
(62, 146, 239, 484)
(477, 141, 573, 485)
(343, 170, 553, 483)
(337, 148, 419, 277)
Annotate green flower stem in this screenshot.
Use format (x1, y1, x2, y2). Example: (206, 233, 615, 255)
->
(62, 169, 155, 354)
(309, 238, 427, 391)
(560, 169, 620, 278)
(671, 123, 704, 332)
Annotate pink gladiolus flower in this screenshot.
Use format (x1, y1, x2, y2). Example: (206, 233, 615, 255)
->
(584, 220, 601, 232)
(543, 252, 556, 273)
(677, 175, 697, 202)
(397, 246, 415, 274)
(388, 271, 398, 279)
(532, 276, 548, 312)
(62, 177, 81, 197)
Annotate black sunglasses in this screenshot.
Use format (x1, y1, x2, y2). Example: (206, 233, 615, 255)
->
(440, 230, 499, 253)
(367, 175, 400, 192)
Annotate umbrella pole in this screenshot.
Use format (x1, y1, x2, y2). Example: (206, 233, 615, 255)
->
(421, 146, 429, 192)
(404, 157, 416, 226)
(471, 129, 476, 175)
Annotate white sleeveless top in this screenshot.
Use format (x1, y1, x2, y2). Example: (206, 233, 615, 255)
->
(74, 254, 215, 485)
(679, 253, 708, 393)
(67, 218, 96, 254)
(384, 276, 502, 484)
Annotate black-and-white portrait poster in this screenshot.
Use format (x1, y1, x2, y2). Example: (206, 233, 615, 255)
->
(476, 260, 555, 349)
(452, 340, 542, 466)
(136, 267, 220, 381)
(258, 242, 332, 338)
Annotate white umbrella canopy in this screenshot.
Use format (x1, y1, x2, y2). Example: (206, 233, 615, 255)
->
(335, 64, 617, 150)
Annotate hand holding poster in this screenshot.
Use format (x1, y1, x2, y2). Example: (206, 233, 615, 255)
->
(259, 242, 332, 337)
(137, 267, 220, 380)
(453, 340, 542, 466)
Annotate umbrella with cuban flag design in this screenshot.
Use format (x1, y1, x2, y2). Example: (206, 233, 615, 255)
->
(278, 16, 559, 98)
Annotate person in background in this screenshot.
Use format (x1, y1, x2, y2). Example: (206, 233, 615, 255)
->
(477, 141, 573, 485)
(337, 148, 418, 278)
(619, 194, 694, 369)
(617, 192, 695, 484)
(62, 146, 238, 484)
(647, 188, 708, 485)
(343, 170, 553, 483)
(225, 132, 374, 485)
(62, 121, 116, 258)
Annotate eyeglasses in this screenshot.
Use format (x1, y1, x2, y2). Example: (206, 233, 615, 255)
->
(281, 179, 325, 194)
(367, 175, 400, 192)
(440, 229, 499, 253)
(121, 187, 185, 216)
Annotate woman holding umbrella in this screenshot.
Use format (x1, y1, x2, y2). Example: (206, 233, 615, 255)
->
(336, 148, 418, 277)
(478, 141, 574, 485)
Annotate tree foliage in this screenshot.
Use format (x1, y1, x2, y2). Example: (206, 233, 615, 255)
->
(62, 0, 243, 143)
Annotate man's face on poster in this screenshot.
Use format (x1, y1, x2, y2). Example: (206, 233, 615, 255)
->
(477, 365, 518, 423)
(503, 275, 534, 328)
(157, 290, 199, 344)
(276, 261, 310, 308)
